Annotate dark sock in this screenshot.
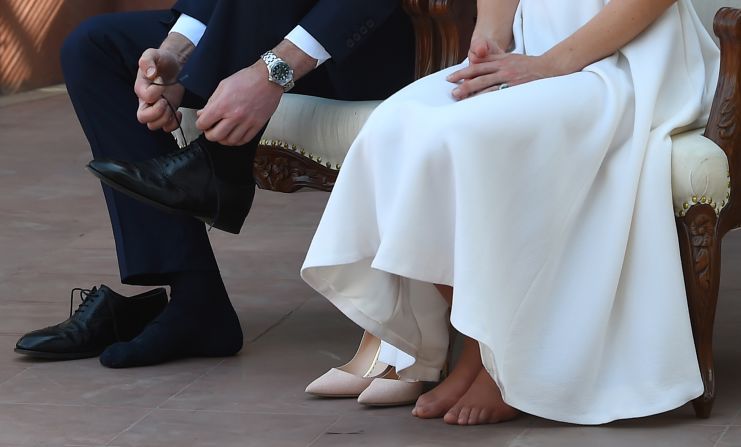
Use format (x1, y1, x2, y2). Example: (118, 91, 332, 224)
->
(200, 137, 257, 186)
(99, 270, 243, 368)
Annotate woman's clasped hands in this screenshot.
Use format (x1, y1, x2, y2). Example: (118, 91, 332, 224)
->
(448, 35, 564, 100)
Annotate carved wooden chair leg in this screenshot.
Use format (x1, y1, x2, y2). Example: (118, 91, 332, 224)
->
(253, 144, 338, 193)
(676, 204, 722, 419)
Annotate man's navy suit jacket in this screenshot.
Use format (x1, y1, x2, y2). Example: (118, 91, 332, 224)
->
(168, 0, 415, 101)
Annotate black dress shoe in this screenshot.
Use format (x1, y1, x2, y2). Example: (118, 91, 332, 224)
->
(14, 285, 168, 360)
(86, 140, 254, 234)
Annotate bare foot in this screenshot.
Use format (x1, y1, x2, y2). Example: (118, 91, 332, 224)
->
(412, 337, 481, 419)
(443, 369, 519, 425)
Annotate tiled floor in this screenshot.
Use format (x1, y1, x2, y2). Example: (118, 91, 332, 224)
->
(0, 91, 740, 447)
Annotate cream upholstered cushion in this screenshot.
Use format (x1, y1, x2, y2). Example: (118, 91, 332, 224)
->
(671, 129, 730, 216)
(672, 0, 737, 216)
(261, 94, 381, 169)
(177, 95, 381, 170)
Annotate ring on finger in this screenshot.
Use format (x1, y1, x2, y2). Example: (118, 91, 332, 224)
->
(498, 83, 510, 91)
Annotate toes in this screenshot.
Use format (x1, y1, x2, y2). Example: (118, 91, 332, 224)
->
(443, 405, 462, 425)
(412, 394, 429, 414)
(467, 407, 481, 425)
(457, 406, 472, 425)
(416, 390, 433, 404)
(412, 394, 449, 419)
(478, 408, 491, 424)
(415, 404, 439, 419)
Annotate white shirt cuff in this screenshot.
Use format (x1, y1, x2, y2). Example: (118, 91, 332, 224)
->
(170, 14, 207, 46)
(285, 26, 331, 67)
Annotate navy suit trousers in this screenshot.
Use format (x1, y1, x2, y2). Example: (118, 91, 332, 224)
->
(61, 7, 413, 285)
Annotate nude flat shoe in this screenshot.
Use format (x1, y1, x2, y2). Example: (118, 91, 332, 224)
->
(305, 331, 392, 398)
(357, 376, 425, 407)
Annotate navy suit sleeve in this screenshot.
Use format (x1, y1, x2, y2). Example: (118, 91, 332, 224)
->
(171, 0, 217, 25)
(299, 0, 401, 63)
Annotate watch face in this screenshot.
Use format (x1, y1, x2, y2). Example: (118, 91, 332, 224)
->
(270, 61, 292, 83)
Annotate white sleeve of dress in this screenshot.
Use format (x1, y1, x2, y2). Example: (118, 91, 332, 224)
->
(169, 14, 207, 46)
(285, 25, 331, 68)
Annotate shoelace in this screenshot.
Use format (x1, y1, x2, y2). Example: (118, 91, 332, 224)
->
(152, 79, 220, 232)
(68, 287, 124, 341)
(151, 79, 188, 148)
(69, 287, 98, 318)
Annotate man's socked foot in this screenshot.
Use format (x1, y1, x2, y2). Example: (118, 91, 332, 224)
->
(443, 369, 519, 425)
(99, 300, 243, 368)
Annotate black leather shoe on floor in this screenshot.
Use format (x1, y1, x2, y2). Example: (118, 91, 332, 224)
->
(86, 140, 254, 234)
(14, 285, 168, 360)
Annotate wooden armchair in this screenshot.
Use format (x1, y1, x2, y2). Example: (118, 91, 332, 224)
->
(183, 0, 740, 420)
(683, 1, 741, 418)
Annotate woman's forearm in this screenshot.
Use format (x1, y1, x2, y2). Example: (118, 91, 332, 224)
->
(475, 0, 520, 50)
(544, 0, 677, 75)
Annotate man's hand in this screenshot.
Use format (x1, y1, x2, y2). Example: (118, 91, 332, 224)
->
(134, 33, 193, 133)
(195, 39, 317, 147)
(195, 62, 283, 146)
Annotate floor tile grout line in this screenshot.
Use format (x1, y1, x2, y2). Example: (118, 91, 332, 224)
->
(0, 401, 158, 410)
(0, 366, 31, 387)
(712, 425, 732, 447)
(154, 358, 228, 409)
(103, 407, 157, 447)
(506, 424, 535, 446)
(247, 296, 312, 343)
(101, 357, 228, 441)
(0, 399, 365, 418)
(306, 414, 342, 447)
(126, 405, 350, 417)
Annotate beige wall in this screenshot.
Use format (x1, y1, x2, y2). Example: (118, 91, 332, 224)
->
(0, 0, 173, 95)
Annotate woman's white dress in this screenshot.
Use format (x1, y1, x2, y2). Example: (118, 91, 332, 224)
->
(301, 0, 720, 424)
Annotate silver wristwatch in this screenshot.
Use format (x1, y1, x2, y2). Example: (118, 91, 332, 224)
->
(261, 51, 294, 92)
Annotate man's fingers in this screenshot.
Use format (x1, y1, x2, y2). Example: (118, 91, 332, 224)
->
(162, 118, 179, 133)
(137, 98, 168, 125)
(161, 110, 183, 133)
(134, 71, 165, 103)
(221, 123, 253, 146)
(195, 104, 220, 131)
(204, 118, 238, 142)
(162, 109, 184, 133)
(146, 102, 175, 130)
(136, 99, 151, 124)
(138, 48, 160, 80)
(239, 126, 260, 146)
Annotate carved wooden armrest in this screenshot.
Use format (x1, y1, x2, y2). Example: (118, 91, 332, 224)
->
(402, 0, 475, 78)
(705, 7, 741, 236)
